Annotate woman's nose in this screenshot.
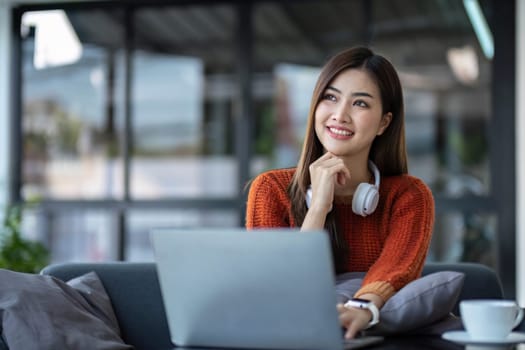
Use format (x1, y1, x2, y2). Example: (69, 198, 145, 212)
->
(332, 103, 351, 123)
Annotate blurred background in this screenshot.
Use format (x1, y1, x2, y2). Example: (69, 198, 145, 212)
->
(0, 0, 522, 298)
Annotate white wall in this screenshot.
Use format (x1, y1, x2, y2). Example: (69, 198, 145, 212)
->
(517, 0, 525, 306)
(0, 0, 12, 222)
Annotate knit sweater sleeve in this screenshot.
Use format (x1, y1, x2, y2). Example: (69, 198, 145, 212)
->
(245, 169, 294, 229)
(354, 176, 435, 301)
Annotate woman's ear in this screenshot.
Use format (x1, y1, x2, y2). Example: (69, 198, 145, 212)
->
(377, 112, 392, 135)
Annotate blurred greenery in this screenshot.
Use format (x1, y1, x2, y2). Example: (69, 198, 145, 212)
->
(255, 105, 275, 156)
(450, 130, 487, 166)
(0, 202, 50, 273)
(55, 109, 82, 156)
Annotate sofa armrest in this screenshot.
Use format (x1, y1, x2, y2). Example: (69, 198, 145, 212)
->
(41, 262, 171, 350)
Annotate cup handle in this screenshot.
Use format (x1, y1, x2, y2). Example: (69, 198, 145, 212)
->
(513, 307, 524, 328)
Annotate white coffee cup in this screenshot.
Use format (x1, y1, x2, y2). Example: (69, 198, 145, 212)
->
(460, 299, 524, 341)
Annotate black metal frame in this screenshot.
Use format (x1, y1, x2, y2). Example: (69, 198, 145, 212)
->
(489, 0, 516, 298)
(8, 0, 516, 297)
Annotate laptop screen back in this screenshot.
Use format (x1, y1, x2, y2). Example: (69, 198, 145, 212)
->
(151, 228, 344, 350)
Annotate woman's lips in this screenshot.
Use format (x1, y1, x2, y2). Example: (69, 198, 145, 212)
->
(327, 126, 354, 139)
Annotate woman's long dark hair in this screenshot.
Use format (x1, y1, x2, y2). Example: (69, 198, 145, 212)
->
(288, 46, 407, 270)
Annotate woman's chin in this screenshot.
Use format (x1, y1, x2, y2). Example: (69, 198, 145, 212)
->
(324, 149, 347, 157)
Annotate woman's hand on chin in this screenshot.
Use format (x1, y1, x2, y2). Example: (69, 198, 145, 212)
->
(308, 152, 350, 211)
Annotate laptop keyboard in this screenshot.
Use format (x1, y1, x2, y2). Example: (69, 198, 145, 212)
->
(343, 335, 384, 349)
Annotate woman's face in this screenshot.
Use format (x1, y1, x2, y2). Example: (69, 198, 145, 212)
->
(314, 68, 391, 159)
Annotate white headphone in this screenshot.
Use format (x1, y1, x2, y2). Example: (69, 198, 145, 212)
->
(305, 160, 380, 217)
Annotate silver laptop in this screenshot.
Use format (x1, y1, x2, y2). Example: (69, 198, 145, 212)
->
(151, 228, 383, 350)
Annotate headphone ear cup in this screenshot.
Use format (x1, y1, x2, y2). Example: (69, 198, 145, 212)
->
(305, 187, 312, 208)
(352, 183, 379, 217)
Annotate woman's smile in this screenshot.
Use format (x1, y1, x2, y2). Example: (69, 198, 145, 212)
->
(326, 125, 354, 139)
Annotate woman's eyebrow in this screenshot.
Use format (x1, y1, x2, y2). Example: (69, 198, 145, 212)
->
(326, 86, 374, 98)
(326, 86, 342, 94)
(352, 92, 374, 98)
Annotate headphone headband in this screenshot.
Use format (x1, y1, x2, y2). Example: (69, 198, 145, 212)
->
(368, 160, 380, 188)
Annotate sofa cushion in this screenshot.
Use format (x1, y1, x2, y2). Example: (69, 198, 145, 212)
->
(336, 271, 465, 334)
(41, 262, 173, 350)
(0, 269, 132, 350)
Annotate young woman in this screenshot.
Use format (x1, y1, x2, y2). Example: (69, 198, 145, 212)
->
(245, 47, 435, 338)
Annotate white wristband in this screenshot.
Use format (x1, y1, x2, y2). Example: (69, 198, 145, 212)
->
(343, 298, 380, 329)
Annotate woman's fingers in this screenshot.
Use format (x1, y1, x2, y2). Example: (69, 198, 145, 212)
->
(336, 166, 351, 186)
(310, 155, 348, 181)
(310, 158, 349, 189)
(308, 153, 351, 212)
(336, 304, 371, 339)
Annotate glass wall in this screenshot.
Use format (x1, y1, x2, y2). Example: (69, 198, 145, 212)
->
(13, 0, 506, 277)
(131, 6, 237, 199)
(17, 3, 239, 262)
(21, 8, 126, 200)
(126, 209, 238, 261)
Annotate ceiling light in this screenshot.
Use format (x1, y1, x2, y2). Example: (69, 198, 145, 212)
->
(463, 0, 494, 60)
(22, 10, 82, 69)
(447, 45, 479, 85)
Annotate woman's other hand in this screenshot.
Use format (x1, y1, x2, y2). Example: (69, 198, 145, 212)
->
(336, 303, 373, 339)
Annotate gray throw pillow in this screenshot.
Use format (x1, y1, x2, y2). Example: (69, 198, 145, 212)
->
(335, 271, 366, 304)
(336, 271, 465, 335)
(0, 269, 132, 350)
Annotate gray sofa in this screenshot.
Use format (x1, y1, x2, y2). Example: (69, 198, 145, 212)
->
(40, 262, 505, 350)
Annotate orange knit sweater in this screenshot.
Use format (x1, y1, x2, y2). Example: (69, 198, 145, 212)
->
(245, 168, 435, 302)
